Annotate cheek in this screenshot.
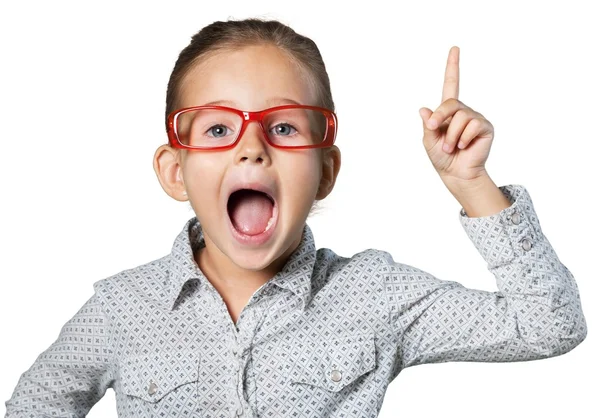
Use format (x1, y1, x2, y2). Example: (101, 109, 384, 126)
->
(280, 152, 322, 205)
(183, 156, 224, 211)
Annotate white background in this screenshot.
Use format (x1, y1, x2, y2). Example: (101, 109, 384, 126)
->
(1, 0, 598, 417)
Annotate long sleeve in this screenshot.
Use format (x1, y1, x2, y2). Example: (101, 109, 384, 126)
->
(4, 290, 115, 417)
(381, 184, 587, 371)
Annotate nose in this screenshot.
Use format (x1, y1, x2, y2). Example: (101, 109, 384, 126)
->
(234, 120, 271, 165)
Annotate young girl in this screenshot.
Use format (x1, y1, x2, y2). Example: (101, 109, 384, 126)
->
(4, 18, 587, 418)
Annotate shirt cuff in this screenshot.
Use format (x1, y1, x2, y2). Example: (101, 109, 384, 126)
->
(458, 184, 542, 269)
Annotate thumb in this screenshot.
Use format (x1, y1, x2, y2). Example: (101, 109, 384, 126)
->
(419, 107, 440, 148)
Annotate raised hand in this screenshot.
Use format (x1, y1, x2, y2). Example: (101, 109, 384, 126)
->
(419, 47, 494, 185)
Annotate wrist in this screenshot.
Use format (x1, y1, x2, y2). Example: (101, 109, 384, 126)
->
(443, 174, 511, 218)
(441, 170, 490, 196)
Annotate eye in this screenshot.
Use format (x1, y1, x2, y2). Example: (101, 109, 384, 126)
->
(270, 123, 297, 136)
(207, 124, 232, 138)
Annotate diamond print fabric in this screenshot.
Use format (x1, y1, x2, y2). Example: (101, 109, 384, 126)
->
(4, 184, 587, 417)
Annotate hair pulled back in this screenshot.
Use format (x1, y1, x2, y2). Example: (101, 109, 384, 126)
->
(165, 18, 335, 131)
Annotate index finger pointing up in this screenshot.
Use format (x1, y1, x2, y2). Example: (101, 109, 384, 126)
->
(442, 46, 460, 102)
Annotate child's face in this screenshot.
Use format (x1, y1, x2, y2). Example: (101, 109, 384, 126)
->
(154, 44, 341, 273)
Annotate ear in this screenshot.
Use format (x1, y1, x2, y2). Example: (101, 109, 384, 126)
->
(153, 144, 188, 201)
(315, 145, 341, 200)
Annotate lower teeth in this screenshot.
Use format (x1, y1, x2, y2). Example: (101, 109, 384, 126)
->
(264, 216, 274, 232)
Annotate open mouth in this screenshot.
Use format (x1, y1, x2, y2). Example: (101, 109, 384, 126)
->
(227, 188, 278, 241)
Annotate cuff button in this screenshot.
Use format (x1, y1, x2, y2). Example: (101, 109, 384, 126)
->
(511, 212, 521, 224)
(521, 238, 532, 251)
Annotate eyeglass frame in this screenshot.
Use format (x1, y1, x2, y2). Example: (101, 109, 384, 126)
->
(166, 104, 338, 151)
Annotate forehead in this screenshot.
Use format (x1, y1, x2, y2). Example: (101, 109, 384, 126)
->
(179, 44, 317, 110)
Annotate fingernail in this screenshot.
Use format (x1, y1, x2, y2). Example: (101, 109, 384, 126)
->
(427, 119, 438, 129)
(457, 142, 465, 149)
(443, 143, 452, 153)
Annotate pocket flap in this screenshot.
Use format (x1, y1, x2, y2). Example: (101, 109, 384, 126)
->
(289, 332, 376, 392)
(119, 350, 200, 402)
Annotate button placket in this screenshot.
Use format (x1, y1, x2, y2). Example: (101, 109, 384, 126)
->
(228, 342, 246, 418)
(229, 368, 240, 417)
(236, 362, 247, 415)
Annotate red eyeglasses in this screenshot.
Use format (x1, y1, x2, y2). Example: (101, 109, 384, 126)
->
(167, 104, 337, 150)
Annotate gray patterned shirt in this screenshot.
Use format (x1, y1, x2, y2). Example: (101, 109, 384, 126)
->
(5, 184, 587, 418)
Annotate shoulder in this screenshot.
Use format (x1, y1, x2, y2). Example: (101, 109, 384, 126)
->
(332, 247, 400, 269)
(332, 247, 444, 282)
(314, 246, 402, 280)
(92, 254, 171, 304)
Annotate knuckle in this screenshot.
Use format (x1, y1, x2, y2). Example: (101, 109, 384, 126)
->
(470, 118, 482, 128)
(455, 108, 469, 119)
(444, 98, 458, 106)
(480, 117, 493, 132)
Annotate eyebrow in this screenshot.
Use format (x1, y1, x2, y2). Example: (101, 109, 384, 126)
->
(203, 97, 302, 107)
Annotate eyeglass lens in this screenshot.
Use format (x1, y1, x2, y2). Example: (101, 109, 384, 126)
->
(175, 108, 328, 148)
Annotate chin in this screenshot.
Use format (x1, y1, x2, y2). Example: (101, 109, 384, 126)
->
(223, 221, 297, 274)
(227, 247, 281, 272)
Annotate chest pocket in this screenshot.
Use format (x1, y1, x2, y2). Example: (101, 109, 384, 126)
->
(119, 350, 200, 402)
(286, 332, 376, 392)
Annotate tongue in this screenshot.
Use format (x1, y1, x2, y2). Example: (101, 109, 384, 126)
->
(228, 190, 274, 235)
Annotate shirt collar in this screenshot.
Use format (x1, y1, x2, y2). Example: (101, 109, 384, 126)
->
(166, 216, 316, 311)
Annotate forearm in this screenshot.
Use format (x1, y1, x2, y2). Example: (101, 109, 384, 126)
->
(385, 183, 587, 369)
(443, 173, 511, 217)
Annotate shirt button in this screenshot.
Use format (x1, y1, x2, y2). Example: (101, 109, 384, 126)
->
(231, 405, 243, 417)
(147, 379, 158, 395)
(521, 238, 532, 251)
(330, 369, 342, 382)
(511, 212, 520, 224)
